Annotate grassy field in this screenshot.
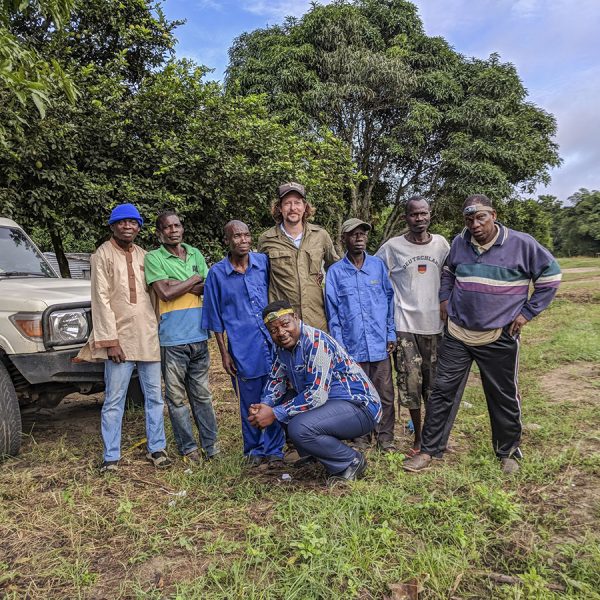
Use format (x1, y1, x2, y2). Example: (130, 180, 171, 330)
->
(1, 257, 599, 599)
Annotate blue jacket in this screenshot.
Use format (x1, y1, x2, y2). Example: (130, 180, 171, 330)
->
(201, 252, 273, 379)
(440, 224, 562, 330)
(325, 253, 395, 363)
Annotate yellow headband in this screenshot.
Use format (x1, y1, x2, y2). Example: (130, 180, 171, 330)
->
(263, 308, 294, 324)
(463, 204, 495, 216)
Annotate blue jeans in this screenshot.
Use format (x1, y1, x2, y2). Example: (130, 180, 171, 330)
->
(233, 375, 284, 458)
(287, 399, 376, 474)
(101, 360, 166, 462)
(161, 342, 219, 457)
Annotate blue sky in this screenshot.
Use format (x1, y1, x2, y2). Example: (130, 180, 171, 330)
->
(162, 0, 600, 202)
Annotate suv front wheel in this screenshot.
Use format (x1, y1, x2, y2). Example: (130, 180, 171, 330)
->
(0, 362, 22, 458)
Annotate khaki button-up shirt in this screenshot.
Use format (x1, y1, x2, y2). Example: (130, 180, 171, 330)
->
(77, 239, 160, 362)
(257, 223, 339, 331)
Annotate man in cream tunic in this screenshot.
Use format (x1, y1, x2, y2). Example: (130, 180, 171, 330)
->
(77, 203, 170, 472)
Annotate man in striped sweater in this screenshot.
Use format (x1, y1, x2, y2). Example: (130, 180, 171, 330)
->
(403, 194, 562, 474)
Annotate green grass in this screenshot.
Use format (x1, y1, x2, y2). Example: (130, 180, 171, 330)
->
(1, 276, 599, 598)
(558, 256, 600, 269)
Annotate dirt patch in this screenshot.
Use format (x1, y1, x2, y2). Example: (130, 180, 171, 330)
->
(539, 361, 600, 406)
(131, 553, 209, 596)
(561, 267, 600, 274)
(527, 468, 600, 547)
(20, 392, 104, 445)
(556, 277, 600, 303)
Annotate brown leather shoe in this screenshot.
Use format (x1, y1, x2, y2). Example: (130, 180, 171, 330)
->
(402, 452, 432, 472)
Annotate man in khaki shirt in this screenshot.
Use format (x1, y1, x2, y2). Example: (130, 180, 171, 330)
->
(257, 182, 338, 331)
(77, 203, 170, 473)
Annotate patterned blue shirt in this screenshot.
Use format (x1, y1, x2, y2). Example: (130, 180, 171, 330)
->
(201, 252, 273, 379)
(261, 323, 382, 424)
(325, 253, 396, 363)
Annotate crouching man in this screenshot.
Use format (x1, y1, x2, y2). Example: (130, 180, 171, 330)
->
(248, 300, 381, 484)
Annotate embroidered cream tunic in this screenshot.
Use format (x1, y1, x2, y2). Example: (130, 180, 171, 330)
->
(77, 238, 160, 362)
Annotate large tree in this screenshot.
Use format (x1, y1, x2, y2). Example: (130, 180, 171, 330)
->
(0, 0, 177, 275)
(0, 1, 356, 271)
(556, 189, 600, 256)
(226, 0, 561, 239)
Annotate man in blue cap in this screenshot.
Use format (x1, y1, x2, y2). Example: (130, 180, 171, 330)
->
(77, 203, 171, 472)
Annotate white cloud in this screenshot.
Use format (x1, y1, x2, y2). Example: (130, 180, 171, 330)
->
(412, 0, 600, 200)
(511, 0, 540, 18)
(241, 0, 332, 19)
(192, 0, 223, 8)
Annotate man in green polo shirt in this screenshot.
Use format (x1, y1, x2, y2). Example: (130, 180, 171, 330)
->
(145, 210, 219, 463)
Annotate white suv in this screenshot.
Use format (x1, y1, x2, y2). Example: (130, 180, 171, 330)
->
(0, 218, 105, 457)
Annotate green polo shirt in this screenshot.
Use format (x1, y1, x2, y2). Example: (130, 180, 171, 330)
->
(144, 243, 210, 346)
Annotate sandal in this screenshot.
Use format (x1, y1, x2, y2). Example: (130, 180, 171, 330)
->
(405, 447, 421, 458)
(146, 450, 173, 469)
(99, 460, 119, 474)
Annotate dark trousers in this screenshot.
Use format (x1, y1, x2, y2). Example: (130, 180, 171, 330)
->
(232, 375, 285, 458)
(421, 329, 522, 459)
(288, 399, 376, 474)
(359, 358, 395, 443)
(161, 342, 218, 457)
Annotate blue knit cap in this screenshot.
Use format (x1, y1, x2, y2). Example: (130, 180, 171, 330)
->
(108, 203, 143, 227)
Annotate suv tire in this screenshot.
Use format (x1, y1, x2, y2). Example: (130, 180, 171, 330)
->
(0, 362, 22, 458)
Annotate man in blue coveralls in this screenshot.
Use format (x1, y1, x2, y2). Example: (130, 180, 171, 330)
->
(202, 221, 285, 468)
(325, 218, 397, 451)
(249, 299, 382, 484)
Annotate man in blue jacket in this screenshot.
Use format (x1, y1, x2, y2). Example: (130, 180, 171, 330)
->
(403, 194, 562, 474)
(325, 218, 396, 451)
(202, 221, 285, 468)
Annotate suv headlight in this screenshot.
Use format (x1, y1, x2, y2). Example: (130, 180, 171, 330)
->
(46, 309, 89, 346)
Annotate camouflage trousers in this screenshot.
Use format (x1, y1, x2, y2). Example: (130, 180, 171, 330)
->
(393, 332, 442, 410)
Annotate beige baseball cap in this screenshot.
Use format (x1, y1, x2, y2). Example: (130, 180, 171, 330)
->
(277, 182, 306, 199)
(341, 218, 372, 234)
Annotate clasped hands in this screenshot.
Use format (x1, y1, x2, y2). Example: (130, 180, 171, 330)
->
(248, 403, 276, 429)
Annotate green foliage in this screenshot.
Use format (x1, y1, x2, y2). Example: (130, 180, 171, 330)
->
(0, 0, 76, 144)
(498, 196, 554, 249)
(0, 1, 355, 270)
(513, 190, 600, 257)
(556, 189, 600, 256)
(0, 0, 179, 273)
(226, 0, 561, 239)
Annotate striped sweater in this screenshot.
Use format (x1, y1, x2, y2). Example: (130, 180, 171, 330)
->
(440, 224, 561, 331)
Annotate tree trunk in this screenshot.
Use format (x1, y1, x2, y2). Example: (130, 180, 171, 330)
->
(382, 202, 406, 242)
(49, 225, 71, 278)
(354, 178, 373, 222)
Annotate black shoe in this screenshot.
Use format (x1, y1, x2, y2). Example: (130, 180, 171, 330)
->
(377, 442, 397, 453)
(146, 450, 173, 469)
(99, 460, 119, 474)
(245, 455, 264, 468)
(267, 455, 285, 470)
(327, 452, 367, 485)
(293, 455, 318, 468)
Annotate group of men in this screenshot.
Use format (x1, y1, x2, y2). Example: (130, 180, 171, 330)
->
(79, 181, 561, 482)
